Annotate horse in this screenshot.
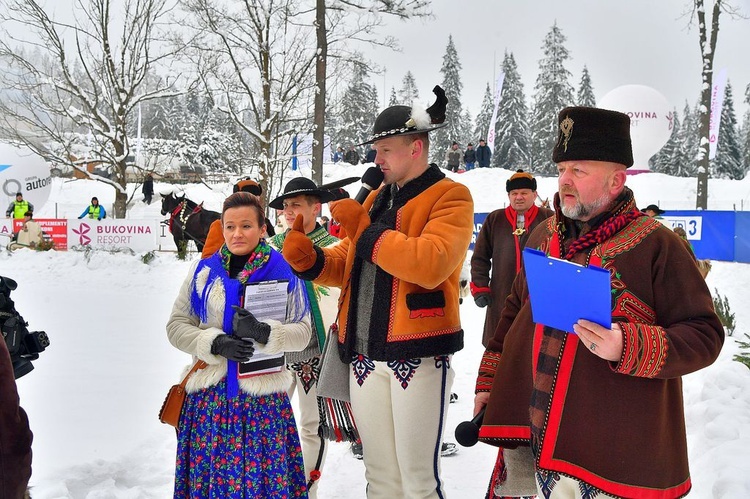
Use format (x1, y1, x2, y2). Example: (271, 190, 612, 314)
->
(160, 192, 220, 253)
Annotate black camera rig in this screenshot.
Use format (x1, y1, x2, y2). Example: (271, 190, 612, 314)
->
(1, 276, 50, 379)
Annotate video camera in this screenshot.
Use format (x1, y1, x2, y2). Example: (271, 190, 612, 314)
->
(1, 276, 50, 379)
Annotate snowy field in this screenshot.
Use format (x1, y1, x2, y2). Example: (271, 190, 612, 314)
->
(3, 164, 750, 498)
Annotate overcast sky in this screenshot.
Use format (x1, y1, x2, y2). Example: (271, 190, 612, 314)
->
(363, 0, 750, 119)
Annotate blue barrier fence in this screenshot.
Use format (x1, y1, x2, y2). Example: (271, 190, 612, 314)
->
(471, 211, 750, 263)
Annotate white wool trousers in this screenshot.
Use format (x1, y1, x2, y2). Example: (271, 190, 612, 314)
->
(288, 364, 327, 499)
(349, 354, 454, 499)
(536, 472, 618, 499)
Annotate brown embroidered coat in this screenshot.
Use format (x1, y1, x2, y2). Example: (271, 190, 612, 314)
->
(470, 204, 553, 346)
(476, 191, 724, 498)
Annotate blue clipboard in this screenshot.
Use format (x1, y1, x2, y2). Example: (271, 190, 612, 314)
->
(522, 248, 611, 333)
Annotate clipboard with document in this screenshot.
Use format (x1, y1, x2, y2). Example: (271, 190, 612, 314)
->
(522, 248, 611, 334)
(238, 279, 289, 377)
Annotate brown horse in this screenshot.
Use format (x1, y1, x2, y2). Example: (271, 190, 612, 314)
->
(160, 193, 220, 253)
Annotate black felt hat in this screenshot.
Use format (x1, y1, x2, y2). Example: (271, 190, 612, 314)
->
(361, 85, 448, 145)
(506, 170, 537, 192)
(641, 204, 665, 215)
(552, 107, 634, 167)
(268, 177, 335, 210)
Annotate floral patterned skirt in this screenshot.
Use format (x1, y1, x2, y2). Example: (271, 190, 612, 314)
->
(174, 379, 307, 498)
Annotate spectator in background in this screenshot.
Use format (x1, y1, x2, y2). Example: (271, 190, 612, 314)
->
(476, 139, 492, 168)
(0, 278, 33, 498)
(328, 218, 341, 238)
(344, 145, 360, 165)
(319, 215, 330, 233)
(471, 170, 553, 347)
(78, 197, 106, 220)
(333, 146, 344, 164)
(8, 212, 44, 251)
(445, 141, 462, 172)
(364, 146, 377, 164)
(641, 204, 665, 218)
(463, 142, 477, 171)
(6, 192, 33, 219)
(142, 174, 154, 205)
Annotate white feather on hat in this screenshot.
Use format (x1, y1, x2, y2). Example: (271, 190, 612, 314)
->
(408, 102, 431, 130)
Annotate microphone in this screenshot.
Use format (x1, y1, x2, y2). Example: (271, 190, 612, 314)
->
(455, 408, 486, 447)
(354, 167, 384, 204)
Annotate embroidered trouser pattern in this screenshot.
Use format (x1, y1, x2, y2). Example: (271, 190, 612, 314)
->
(349, 353, 454, 499)
(288, 358, 326, 499)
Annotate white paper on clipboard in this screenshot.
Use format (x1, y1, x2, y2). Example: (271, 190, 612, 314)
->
(238, 280, 289, 377)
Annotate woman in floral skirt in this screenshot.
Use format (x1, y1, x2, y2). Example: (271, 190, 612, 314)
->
(167, 191, 311, 498)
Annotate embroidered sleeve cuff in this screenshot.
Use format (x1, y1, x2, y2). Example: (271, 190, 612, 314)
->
(476, 350, 502, 393)
(355, 223, 390, 263)
(470, 282, 491, 297)
(612, 322, 668, 378)
(295, 246, 326, 281)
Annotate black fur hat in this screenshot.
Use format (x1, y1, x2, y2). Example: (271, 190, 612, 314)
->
(506, 170, 537, 192)
(552, 107, 633, 167)
(361, 86, 448, 145)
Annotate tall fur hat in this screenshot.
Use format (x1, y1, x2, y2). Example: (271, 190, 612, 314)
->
(506, 170, 537, 192)
(552, 107, 634, 167)
(361, 86, 448, 145)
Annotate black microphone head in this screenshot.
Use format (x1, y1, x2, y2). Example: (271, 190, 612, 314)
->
(455, 420, 480, 447)
(361, 166, 384, 189)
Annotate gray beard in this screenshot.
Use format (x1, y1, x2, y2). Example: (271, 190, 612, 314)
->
(560, 192, 611, 221)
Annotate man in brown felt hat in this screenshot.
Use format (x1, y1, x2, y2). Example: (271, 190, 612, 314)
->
(280, 86, 474, 498)
(473, 106, 724, 498)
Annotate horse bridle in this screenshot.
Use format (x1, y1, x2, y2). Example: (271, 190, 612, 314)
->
(170, 199, 205, 244)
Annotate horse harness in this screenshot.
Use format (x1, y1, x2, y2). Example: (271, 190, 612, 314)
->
(169, 199, 205, 242)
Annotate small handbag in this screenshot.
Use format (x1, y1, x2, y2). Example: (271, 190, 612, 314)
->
(159, 360, 207, 428)
(317, 323, 351, 402)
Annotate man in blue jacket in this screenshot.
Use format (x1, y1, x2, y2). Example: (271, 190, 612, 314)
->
(476, 139, 492, 168)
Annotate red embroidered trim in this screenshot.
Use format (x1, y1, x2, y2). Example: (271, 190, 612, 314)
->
(476, 351, 502, 392)
(409, 308, 445, 319)
(478, 424, 531, 440)
(470, 282, 491, 296)
(616, 322, 668, 378)
(371, 230, 388, 262)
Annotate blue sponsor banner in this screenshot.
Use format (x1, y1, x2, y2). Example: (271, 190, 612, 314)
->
(471, 212, 488, 251)
(472, 210, 750, 263)
(660, 211, 735, 262)
(734, 212, 750, 263)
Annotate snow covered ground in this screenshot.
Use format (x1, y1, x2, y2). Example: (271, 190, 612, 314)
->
(4, 164, 750, 498)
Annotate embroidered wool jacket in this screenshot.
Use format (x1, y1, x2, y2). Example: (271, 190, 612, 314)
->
(269, 225, 341, 364)
(470, 204, 553, 346)
(298, 165, 474, 361)
(476, 191, 724, 499)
